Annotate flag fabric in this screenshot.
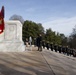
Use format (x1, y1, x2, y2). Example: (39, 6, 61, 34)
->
(0, 6, 5, 34)
(1, 6, 4, 18)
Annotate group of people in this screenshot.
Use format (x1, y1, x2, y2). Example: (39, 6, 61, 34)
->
(24, 34, 76, 57)
(34, 34, 76, 56)
(25, 36, 32, 47)
(24, 34, 42, 51)
(41, 41, 76, 57)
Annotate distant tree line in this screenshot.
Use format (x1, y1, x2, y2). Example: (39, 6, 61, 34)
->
(9, 14, 76, 49)
(68, 25, 76, 49)
(22, 20, 68, 46)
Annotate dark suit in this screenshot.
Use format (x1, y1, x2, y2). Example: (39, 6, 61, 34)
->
(36, 35, 42, 51)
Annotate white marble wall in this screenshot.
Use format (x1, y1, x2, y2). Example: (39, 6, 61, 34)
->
(0, 20, 25, 52)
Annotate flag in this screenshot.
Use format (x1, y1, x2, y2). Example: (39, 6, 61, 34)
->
(1, 6, 4, 18)
(0, 6, 5, 34)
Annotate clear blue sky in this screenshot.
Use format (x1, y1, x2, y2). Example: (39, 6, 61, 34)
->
(0, 0, 76, 36)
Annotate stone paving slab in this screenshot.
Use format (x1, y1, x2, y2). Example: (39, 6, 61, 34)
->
(0, 47, 54, 75)
(0, 47, 76, 75)
(42, 49, 76, 75)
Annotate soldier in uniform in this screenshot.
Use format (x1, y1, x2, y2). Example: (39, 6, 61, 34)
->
(65, 46, 69, 56)
(58, 45, 62, 53)
(73, 49, 76, 57)
(54, 44, 58, 52)
(62, 46, 66, 54)
(46, 41, 50, 50)
(42, 40, 46, 49)
(50, 43, 53, 51)
(69, 48, 73, 56)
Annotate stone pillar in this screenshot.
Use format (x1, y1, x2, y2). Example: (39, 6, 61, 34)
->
(0, 20, 25, 52)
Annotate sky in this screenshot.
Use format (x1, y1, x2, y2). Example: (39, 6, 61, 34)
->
(0, 0, 76, 36)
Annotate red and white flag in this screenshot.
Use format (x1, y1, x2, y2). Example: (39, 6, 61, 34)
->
(0, 6, 5, 34)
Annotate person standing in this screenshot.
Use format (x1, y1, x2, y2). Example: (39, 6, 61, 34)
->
(25, 38, 29, 47)
(29, 36, 32, 47)
(36, 34, 42, 51)
(29, 36, 32, 50)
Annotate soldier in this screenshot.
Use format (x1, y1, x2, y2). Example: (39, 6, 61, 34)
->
(65, 46, 69, 56)
(54, 44, 58, 52)
(73, 49, 76, 57)
(42, 40, 46, 49)
(67, 48, 71, 56)
(50, 43, 53, 51)
(62, 46, 66, 54)
(58, 45, 62, 53)
(69, 48, 73, 56)
(46, 41, 50, 50)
